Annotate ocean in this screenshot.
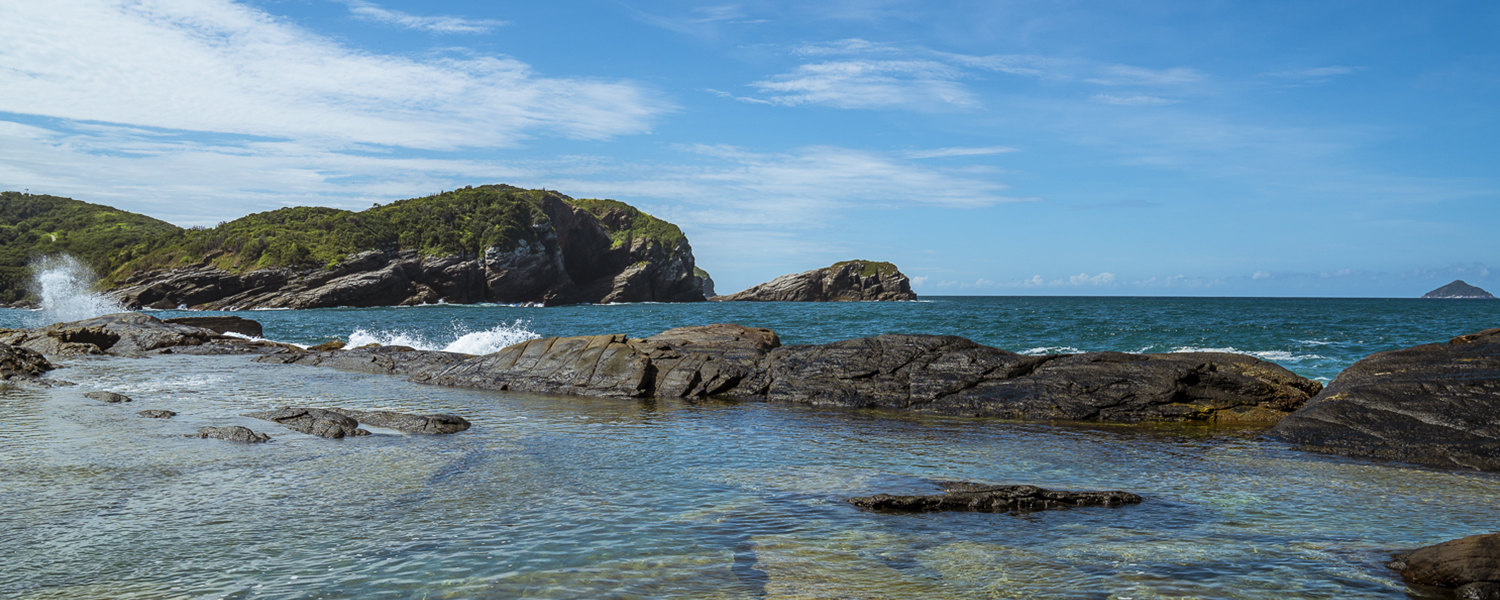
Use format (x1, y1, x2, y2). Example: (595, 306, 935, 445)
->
(2, 297, 1498, 599)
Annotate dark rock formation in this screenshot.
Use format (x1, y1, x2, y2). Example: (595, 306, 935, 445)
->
(712, 260, 916, 302)
(163, 316, 264, 337)
(285, 324, 1321, 424)
(138, 410, 175, 418)
(334, 409, 471, 434)
(849, 481, 1142, 513)
(0, 342, 54, 380)
(1395, 533, 1500, 598)
(243, 407, 370, 439)
(84, 391, 132, 403)
(1423, 280, 1497, 299)
(1270, 327, 1500, 470)
(256, 345, 470, 377)
(0, 313, 300, 358)
(109, 194, 706, 309)
(188, 426, 270, 443)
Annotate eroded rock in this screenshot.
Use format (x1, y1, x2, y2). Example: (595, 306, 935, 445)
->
(0, 313, 298, 358)
(334, 409, 471, 434)
(0, 342, 54, 380)
(243, 407, 370, 439)
(849, 482, 1142, 513)
(188, 426, 270, 443)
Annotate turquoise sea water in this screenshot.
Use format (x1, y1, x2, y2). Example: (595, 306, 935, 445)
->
(2, 297, 1498, 599)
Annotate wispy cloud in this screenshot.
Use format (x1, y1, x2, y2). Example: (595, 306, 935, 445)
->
(1086, 65, 1202, 86)
(1263, 66, 1363, 85)
(905, 146, 1018, 159)
(1093, 94, 1179, 106)
(339, 0, 507, 34)
(0, 0, 669, 150)
(749, 60, 976, 109)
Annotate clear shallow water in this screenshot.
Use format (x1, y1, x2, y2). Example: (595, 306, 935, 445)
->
(2, 297, 1499, 598)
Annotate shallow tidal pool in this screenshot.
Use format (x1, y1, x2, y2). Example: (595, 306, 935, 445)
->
(2, 354, 1495, 599)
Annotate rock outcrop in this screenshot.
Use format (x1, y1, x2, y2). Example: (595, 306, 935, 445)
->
(1423, 280, 1496, 299)
(163, 316, 263, 337)
(848, 482, 1142, 513)
(138, 410, 175, 418)
(187, 426, 271, 443)
(333, 409, 471, 434)
(1393, 533, 1500, 598)
(108, 193, 706, 309)
(268, 324, 1322, 424)
(84, 391, 131, 403)
(712, 260, 916, 302)
(0, 342, 54, 380)
(0, 313, 296, 358)
(1270, 327, 1500, 470)
(244, 408, 370, 439)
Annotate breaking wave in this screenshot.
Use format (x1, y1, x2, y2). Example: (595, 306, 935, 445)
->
(347, 320, 540, 355)
(27, 254, 126, 326)
(1169, 346, 1326, 363)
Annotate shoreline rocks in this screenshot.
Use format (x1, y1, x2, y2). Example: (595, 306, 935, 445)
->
(0, 342, 54, 380)
(1270, 327, 1500, 471)
(1393, 533, 1500, 598)
(244, 406, 472, 437)
(713, 260, 916, 302)
(849, 482, 1142, 513)
(84, 391, 132, 403)
(0, 313, 297, 358)
(188, 426, 271, 443)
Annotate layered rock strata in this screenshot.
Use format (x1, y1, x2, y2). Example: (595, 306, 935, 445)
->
(848, 482, 1142, 513)
(0, 313, 297, 358)
(264, 324, 1322, 424)
(1270, 327, 1500, 470)
(713, 260, 916, 302)
(0, 342, 54, 380)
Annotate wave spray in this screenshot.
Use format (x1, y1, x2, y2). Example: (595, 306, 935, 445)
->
(28, 254, 126, 326)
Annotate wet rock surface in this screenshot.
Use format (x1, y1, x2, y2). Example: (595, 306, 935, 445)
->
(1271, 327, 1500, 470)
(84, 391, 132, 403)
(244, 407, 370, 439)
(297, 324, 1322, 424)
(334, 409, 471, 434)
(163, 316, 264, 337)
(713, 260, 916, 302)
(848, 482, 1143, 513)
(1395, 533, 1500, 596)
(188, 426, 270, 443)
(138, 410, 175, 418)
(0, 342, 54, 380)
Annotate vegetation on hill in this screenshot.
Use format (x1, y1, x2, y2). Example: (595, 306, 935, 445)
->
(831, 260, 900, 278)
(0, 192, 181, 303)
(0, 185, 692, 302)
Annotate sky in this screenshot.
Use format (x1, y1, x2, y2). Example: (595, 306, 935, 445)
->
(1, 0, 1497, 297)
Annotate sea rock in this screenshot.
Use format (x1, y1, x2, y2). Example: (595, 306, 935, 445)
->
(713, 260, 916, 302)
(308, 340, 346, 352)
(84, 391, 132, 403)
(188, 426, 271, 443)
(243, 407, 370, 439)
(1398, 533, 1500, 595)
(162, 316, 264, 337)
(322, 324, 1321, 424)
(0, 312, 299, 358)
(848, 482, 1143, 513)
(0, 342, 54, 380)
(334, 409, 471, 434)
(1423, 280, 1497, 299)
(1270, 327, 1500, 470)
(138, 410, 175, 418)
(255, 345, 470, 376)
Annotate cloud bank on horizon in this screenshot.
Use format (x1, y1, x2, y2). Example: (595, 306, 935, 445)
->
(0, 0, 1495, 297)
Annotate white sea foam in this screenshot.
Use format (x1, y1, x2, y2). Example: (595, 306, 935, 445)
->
(1170, 346, 1326, 363)
(347, 320, 539, 355)
(1020, 346, 1083, 355)
(27, 254, 126, 326)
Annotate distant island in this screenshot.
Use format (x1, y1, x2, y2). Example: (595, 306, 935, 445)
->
(712, 260, 916, 302)
(1421, 280, 1496, 299)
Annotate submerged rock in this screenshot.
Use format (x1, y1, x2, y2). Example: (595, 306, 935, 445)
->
(713, 260, 916, 302)
(333, 409, 471, 434)
(138, 409, 176, 418)
(244, 407, 370, 439)
(1270, 327, 1500, 470)
(297, 324, 1321, 424)
(1396, 533, 1500, 597)
(84, 391, 132, 403)
(0, 342, 54, 380)
(849, 482, 1142, 513)
(188, 426, 271, 443)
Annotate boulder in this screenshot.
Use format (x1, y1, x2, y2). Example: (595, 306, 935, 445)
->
(849, 481, 1142, 513)
(304, 324, 1322, 424)
(334, 409, 471, 434)
(243, 407, 370, 439)
(1270, 327, 1500, 470)
(713, 260, 916, 302)
(84, 391, 132, 403)
(187, 426, 270, 443)
(1396, 533, 1500, 597)
(138, 410, 175, 418)
(0, 342, 54, 380)
(162, 316, 264, 337)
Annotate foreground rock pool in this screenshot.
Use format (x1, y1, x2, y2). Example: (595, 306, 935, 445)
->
(3, 353, 1498, 599)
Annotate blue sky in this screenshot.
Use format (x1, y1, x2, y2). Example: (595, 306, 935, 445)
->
(1, 0, 1496, 297)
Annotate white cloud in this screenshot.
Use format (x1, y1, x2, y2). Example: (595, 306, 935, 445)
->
(0, 0, 669, 150)
(1093, 94, 1179, 106)
(1252, 270, 1271, 280)
(910, 276, 929, 286)
(339, 0, 507, 34)
(1067, 272, 1116, 285)
(1086, 65, 1203, 86)
(1264, 66, 1362, 83)
(905, 146, 1018, 159)
(749, 60, 977, 109)
(794, 38, 900, 57)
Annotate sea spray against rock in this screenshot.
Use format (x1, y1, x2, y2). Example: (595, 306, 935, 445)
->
(27, 254, 126, 326)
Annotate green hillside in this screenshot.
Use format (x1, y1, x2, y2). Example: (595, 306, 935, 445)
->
(0, 192, 181, 303)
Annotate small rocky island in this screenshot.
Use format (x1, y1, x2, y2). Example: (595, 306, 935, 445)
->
(711, 260, 916, 302)
(1422, 280, 1496, 299)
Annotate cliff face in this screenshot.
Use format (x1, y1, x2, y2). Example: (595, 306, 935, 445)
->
(712, 260, 915, 302)
(107, 189, 705, 309)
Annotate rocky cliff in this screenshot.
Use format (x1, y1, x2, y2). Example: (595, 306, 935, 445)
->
(712, 260, 915, 302)
(1422, 280, 1496, 299)
(104, 186, 706, 308)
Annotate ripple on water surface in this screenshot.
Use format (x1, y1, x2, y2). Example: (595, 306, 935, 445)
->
(1, 354, 1496, 599)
